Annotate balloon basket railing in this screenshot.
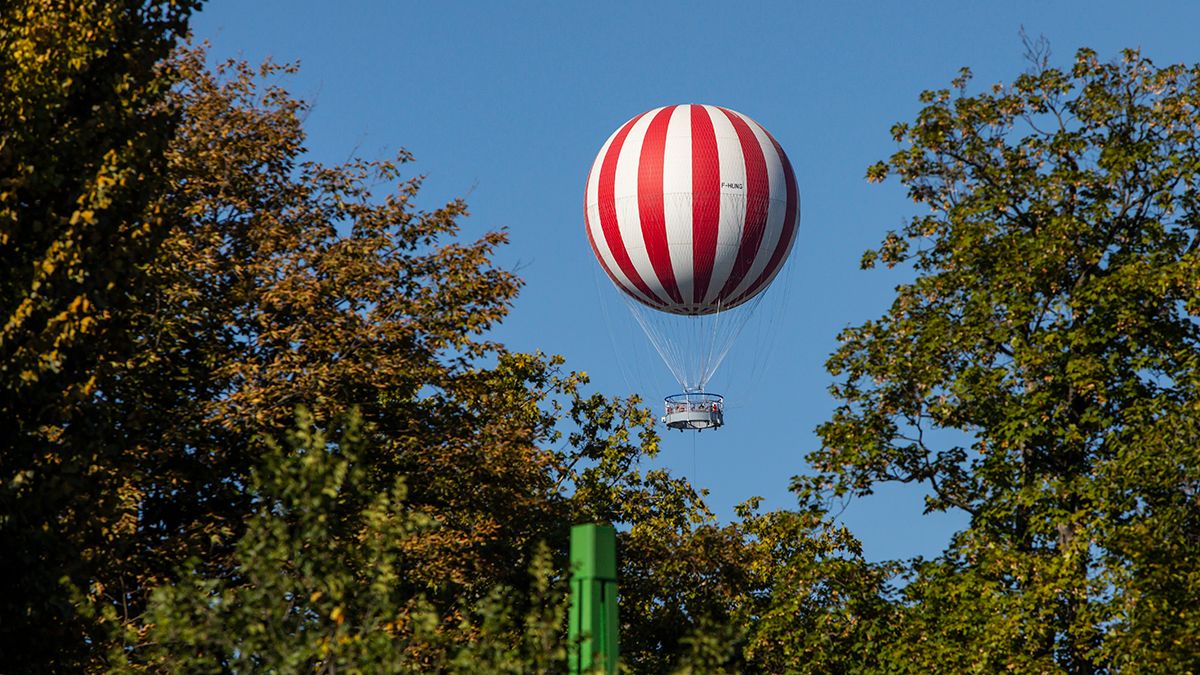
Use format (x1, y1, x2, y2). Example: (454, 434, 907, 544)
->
(661, 392, 724, 432)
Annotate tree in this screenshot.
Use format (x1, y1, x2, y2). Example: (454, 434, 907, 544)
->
(813, 46, 1200, 672)
(0, 1, 198, 668)
(103, 45, 540, 634)
(619, 496, 896, 674)
(139, 407, 570, 674)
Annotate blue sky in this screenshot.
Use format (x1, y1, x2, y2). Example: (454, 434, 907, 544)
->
(191, 1, 1200, 562)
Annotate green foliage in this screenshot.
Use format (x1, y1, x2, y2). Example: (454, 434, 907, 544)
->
(736, 499, 899, 673)
(139, 407, 569, 673)
(615, 487, 895, 674)
(816, 46, 1200, 671)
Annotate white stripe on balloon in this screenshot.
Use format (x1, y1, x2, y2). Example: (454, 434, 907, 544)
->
(662, 105, 694, 307)
(585, 122, 655, 306)
(612, 107, 666, 305)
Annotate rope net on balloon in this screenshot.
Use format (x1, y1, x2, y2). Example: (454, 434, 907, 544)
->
(621, 291, 768, 393)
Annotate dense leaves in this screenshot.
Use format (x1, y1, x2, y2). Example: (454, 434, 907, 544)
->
(819, 46, 1200, 671)
(0, 1, 198, 669)
(140, 407, 570, 673)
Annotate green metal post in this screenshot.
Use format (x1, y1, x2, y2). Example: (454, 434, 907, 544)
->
(568, 523, 619, 673)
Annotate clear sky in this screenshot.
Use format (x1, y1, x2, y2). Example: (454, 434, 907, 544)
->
(191, 1, 1200, 562)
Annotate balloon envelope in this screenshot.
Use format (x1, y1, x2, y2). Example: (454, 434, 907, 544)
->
(584, 104, 800, 316)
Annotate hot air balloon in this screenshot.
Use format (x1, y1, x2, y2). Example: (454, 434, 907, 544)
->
(584, 104, 800, 431)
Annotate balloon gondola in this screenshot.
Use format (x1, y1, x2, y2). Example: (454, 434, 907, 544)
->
(584, 104, 800, 430)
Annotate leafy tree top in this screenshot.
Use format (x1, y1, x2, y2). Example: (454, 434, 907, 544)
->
(809, 45, 1200, 671)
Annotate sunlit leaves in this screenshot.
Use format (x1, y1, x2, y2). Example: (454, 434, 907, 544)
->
(814, 46, 1200, 670)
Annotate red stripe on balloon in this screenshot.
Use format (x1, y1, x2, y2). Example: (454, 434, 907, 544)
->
(584, 172, 645, 305)
(637, 105, 683, 304)
(598, 112, 666, 306)
(690, 105, 720, 305)
(730, 127, 799, 307)
(716, 107, 770, 303)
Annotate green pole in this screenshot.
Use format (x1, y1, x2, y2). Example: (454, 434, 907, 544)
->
(568, 523, 619, 673)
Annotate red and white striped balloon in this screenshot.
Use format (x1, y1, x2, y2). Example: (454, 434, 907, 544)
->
(585, 104, 799, 316)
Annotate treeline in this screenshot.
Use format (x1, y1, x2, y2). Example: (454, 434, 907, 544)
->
(2, 3, 1199, 672)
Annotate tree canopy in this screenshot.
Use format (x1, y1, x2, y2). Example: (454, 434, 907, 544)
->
(813, 45, 1200, 671)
